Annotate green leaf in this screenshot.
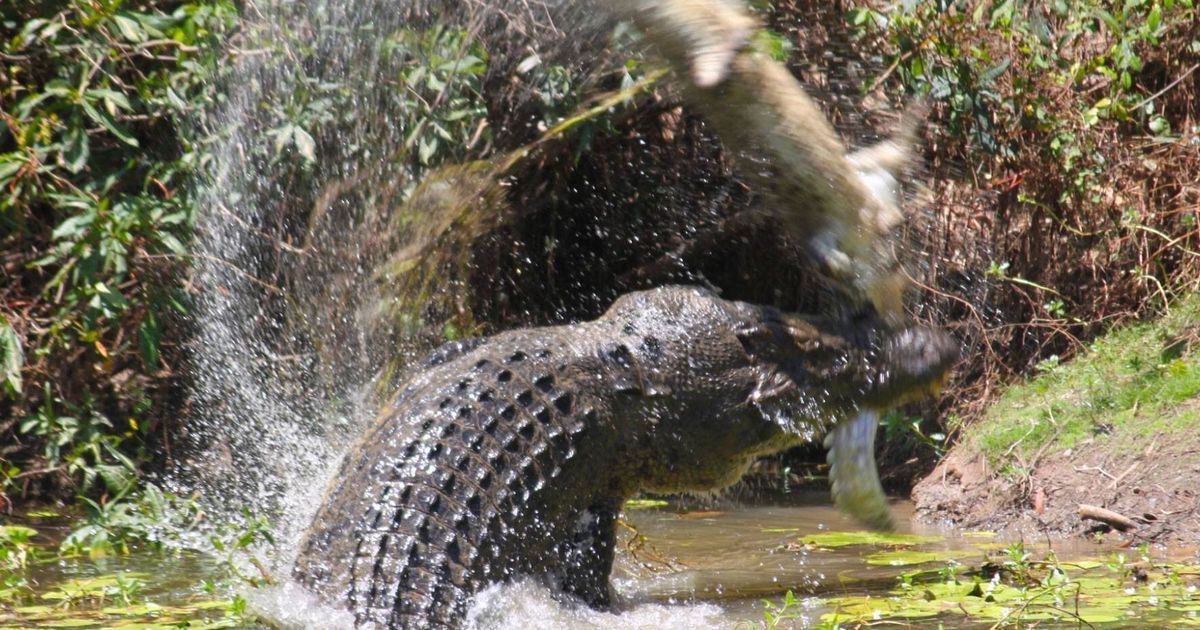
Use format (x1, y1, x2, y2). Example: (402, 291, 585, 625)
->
(418, 136, 438, 164)
(1148, 4, 1162, 30)
(111, 14, 147, 43)
(0, 158, 24, 186)
(159, 233, 186, 254)
(624, 499, 669, 509)
(138, 313, 161, 370)
(1093, 9, 1121, 31)
(271, 124, 294, 157)
(88, 88, 133, 112)
(81, 100, 139, 147)
(0, 314, 23, 396)
(292, 126, 316, 163)
(95, 464, 135, 496)
(51, 211, 96, 242)
(62, 118, 89, 174)
(796, 531, 945, 548)
(16, 92, 59, 120)
(979, 58, 1012, 85)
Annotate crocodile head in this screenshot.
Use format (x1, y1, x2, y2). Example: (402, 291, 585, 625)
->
(600, 286, 956, 524)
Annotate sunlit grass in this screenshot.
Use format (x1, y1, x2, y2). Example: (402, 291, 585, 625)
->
(972, 294, 1200, 468)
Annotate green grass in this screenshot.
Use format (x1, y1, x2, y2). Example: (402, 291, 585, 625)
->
(972, 294, 1200, 470)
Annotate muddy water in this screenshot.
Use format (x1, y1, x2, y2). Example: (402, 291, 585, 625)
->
(5, 497, 1198, 629)
(618, 496, 961, 613)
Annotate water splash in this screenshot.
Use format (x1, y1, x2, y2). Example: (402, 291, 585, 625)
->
(174, 0, 614, 569)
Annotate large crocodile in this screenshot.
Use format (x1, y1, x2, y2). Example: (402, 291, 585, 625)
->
(294, 286, 955, 628)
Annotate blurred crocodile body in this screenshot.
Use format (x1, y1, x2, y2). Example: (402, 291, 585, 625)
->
(294, 286, 955, 628)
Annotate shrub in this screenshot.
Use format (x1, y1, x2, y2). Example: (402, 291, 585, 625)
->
(0, 0, 237, 502)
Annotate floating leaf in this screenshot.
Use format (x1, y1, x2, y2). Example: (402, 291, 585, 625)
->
(796, 531, 944, 549)
(864, 549, 973, 566)
(624, 499, 669, 510)
(41, 618, 100, 628)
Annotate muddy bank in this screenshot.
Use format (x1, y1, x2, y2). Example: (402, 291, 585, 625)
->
(914, 428, 1200, 550)
(913, 301, 1200, 551)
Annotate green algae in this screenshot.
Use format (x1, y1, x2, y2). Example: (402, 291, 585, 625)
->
(864, 548, 976, 566)
(795, 530, 945, 549)
(816, 553, 1200, 627)
(0, 525, 252, 630)
(624, 499, 671, 510)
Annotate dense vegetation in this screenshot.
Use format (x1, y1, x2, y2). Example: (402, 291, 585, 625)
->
(1, 1, 235, 514)
(845, 0, 1200, 422)
(1, 0, 1197, 546)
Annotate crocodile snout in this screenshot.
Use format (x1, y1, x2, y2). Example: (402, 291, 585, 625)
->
(872, 326, 958, 406)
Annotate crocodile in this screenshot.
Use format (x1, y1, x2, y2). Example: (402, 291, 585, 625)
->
(293, 285, 955, 628)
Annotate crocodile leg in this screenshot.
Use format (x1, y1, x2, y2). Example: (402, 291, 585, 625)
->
(553, 499, 620, 608)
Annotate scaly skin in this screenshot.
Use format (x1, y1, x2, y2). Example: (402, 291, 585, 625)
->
(293, 286, 955, 629)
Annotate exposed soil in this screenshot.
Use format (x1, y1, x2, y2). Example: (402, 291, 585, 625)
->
(913, 417, 1200, 553)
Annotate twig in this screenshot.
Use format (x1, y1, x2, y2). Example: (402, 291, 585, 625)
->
(1073, 465, 1115, 481)
(1132, 63, 1200, 112)
(1107, 462, 1139, 490)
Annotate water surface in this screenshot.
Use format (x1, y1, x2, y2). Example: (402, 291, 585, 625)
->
(6, 495, 1197, 629)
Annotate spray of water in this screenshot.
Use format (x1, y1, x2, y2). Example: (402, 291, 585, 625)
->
(173, 0, 621, 569)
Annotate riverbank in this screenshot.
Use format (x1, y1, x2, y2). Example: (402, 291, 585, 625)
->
(914, 295, 1200, 550)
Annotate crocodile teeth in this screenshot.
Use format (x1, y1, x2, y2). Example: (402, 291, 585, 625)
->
(825, 409, 895, 531)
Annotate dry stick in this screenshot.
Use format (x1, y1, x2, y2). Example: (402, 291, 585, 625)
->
(1078, 504, 1137, 532)
(1073, 465, 1116, 481)
(1132, 63, 1200, 112)
(1107, 461, 1139, 490)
